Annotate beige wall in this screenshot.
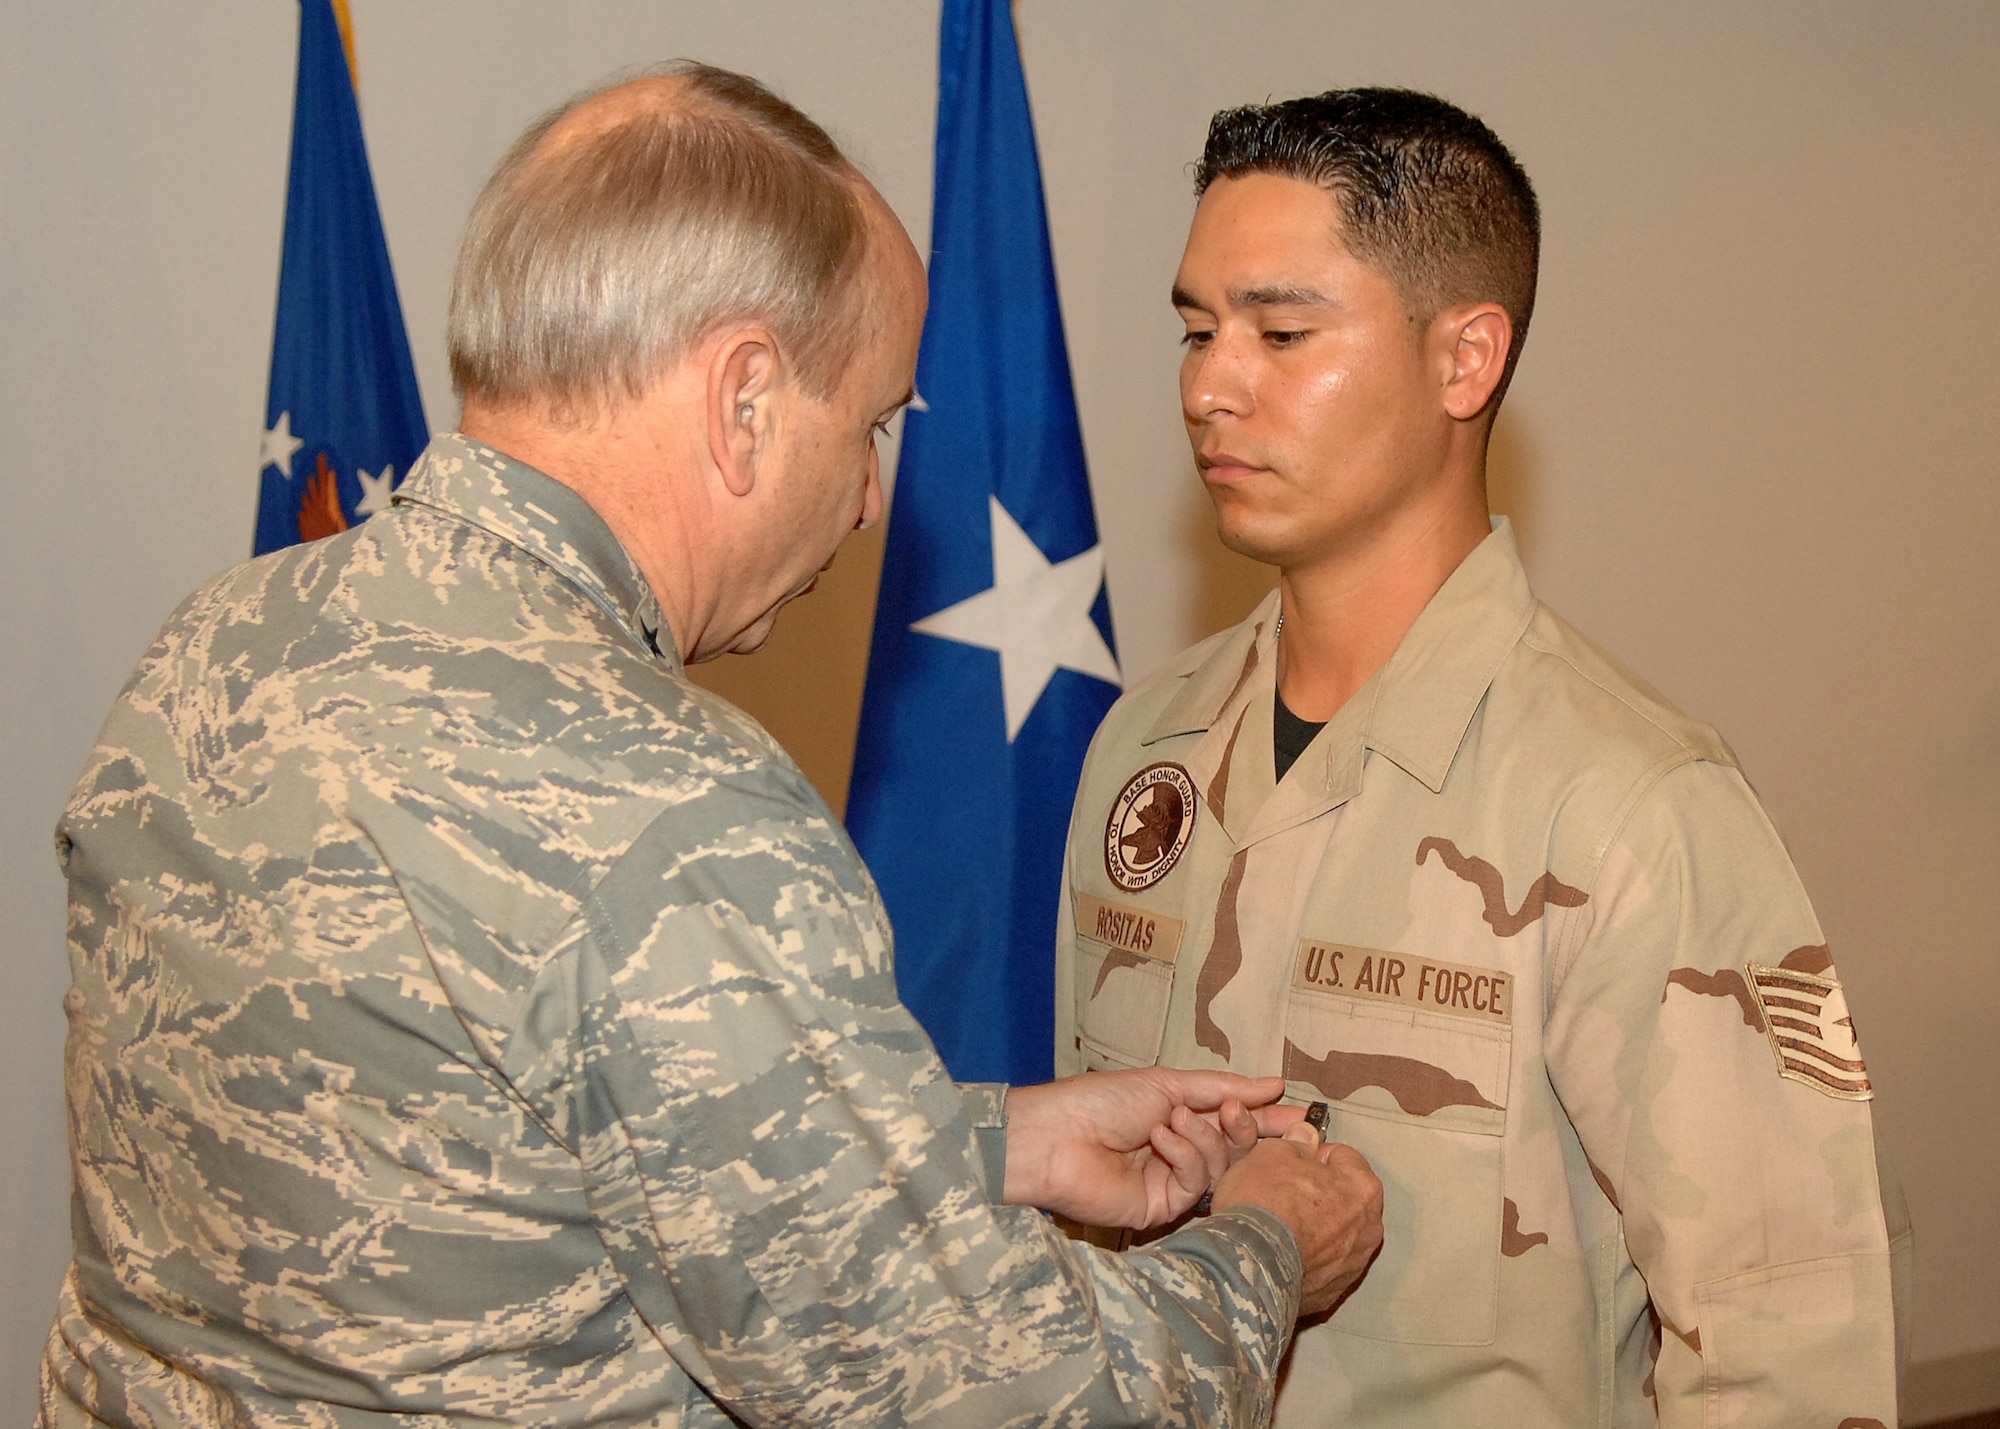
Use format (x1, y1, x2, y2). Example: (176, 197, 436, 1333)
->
(3, 2, 1994, 1421)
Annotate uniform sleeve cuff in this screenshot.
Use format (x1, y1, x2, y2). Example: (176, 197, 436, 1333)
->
(1202, 1205, 1305, 1324)
(958, 1081, 1010, 1204)
(1143, 1203, 1305, 1386)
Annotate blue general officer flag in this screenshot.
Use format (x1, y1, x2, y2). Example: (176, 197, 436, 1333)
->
(848, 0, 1121, 1086)
(254, 0, 426, 556)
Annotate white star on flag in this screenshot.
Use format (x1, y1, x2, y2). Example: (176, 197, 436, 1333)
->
(912, 495, 1121, 741)
(260, 411, 305, 477)
(355, 465, 396, 518)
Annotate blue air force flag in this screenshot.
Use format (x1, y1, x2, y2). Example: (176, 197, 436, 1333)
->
(254, 0, 426, 556)
(848, 0, 1121, 1086)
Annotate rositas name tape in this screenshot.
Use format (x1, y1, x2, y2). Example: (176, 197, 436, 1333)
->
(1074, 890, 1186, 965)
(1292, 941, 1512, 1026)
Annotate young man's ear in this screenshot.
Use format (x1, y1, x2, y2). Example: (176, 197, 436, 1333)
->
(1437, 303, 1513, 422)
(707, 329, 781, 498)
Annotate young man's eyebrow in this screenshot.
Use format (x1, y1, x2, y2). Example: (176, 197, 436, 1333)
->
(1171, 284, 1332, 310)
(1233, 284, 1330, 307)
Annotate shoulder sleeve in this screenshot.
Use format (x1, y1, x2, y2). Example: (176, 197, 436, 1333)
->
(502, 764, 1297, 1426)
(1545, 757, 1902, 1427)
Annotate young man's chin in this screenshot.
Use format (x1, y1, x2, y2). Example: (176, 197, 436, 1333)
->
(1209, 507, 1297, 569)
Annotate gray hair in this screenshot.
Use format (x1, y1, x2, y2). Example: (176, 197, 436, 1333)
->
(447, 62, 869, 411)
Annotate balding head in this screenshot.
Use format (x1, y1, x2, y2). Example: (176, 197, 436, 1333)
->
(447, 62, 877, 416)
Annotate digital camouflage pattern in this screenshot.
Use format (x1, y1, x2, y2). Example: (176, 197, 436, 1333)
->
(43, 433, 1307, 1428)
(1056, 521, 1913, 1428)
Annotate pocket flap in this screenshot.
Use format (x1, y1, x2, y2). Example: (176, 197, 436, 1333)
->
(1073, 890, 1180, 1069)
(1283, 987, 1511, 1136)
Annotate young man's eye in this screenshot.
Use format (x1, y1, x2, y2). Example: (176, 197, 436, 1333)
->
(1264, 329, 1309, 346)
(1180, 330, 1216, 348)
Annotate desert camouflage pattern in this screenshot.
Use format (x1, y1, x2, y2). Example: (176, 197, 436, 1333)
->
(1057, 521, 1912, 1427)
(43, 433, 1306, 1428)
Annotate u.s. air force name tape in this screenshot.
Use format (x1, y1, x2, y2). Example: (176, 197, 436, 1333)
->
(1292, 941, 1512, 1026)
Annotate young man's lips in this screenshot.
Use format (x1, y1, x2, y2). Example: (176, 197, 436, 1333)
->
(1199, 456, 1267, 481)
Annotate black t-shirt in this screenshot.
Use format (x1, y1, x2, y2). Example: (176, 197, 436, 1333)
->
(1274, 687, 1327, 783)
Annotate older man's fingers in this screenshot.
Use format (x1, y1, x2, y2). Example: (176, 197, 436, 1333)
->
(1218, 1098, 1260, 1157)
(1149, 1069, 1288, 1112)
(1168, 1104, 1233, 1191)
(1251, 1102, 1308, 1138)
(1281, 1119, 1323, 1150)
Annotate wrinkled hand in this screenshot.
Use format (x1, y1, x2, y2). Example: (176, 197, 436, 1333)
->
(1002, 1068, 1305, 1229)
(1211, 1122, 1384, 1317)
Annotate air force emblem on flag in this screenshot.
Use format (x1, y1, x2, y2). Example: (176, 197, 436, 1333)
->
(1746, 963, 1873, 1101)
(254, 0, 427, 557)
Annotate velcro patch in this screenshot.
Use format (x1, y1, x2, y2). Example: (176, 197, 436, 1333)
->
(1746, 964, 1872, 1100)
(1075, 891, 1185, 965)
(1292, 942, 1512, 1026)
(1103, 763, 1197, 892)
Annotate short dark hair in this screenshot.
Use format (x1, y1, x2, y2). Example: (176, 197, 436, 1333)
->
(1195, 87, 1540, 402)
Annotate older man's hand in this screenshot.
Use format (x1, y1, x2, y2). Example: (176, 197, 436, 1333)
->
(1212, 1123, 1385, 1317)
(1001, 1068, 1306, 1229)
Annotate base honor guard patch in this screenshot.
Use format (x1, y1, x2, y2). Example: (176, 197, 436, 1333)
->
(1104, 762, 1197, 892)
(1746, 963, 1873, 1100)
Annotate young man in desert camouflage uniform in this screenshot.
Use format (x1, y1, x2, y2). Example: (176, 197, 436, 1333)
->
(42, 65, 1386, 1428)
(1056, 88, 1912, 1426)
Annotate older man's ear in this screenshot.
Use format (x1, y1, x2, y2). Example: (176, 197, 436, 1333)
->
(706, 329, 780, 499)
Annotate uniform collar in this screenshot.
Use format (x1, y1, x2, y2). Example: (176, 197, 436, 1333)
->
(1364, 518, 1536, 793)
(393, 432, 680, 672)
(1143, 519, 1534, 838)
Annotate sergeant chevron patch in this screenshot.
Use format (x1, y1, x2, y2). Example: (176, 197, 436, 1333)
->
(1745, 964, 1873, 1100)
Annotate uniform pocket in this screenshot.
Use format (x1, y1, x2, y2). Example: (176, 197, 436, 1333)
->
(1075, 943, 1174, 1070)
(1283, 986, 1512, 1345)
(1072, 889, 1184, 1070)
(1693, 1252, 1897, 1427)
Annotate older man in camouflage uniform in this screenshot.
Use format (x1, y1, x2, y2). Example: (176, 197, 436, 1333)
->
(42, 64, 1384, 1428)
(1057, 89, 1912, 1426)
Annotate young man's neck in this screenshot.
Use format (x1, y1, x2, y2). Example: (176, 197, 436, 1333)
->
(1274, 486, 1492, 723)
